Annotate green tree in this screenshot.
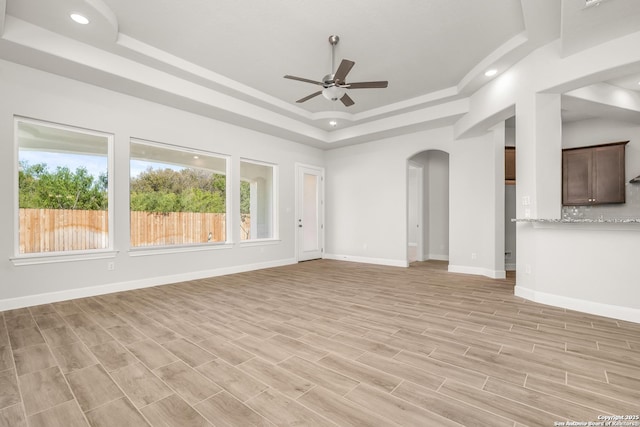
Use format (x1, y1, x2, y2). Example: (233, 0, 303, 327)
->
(182, 188, 225, 213)
(19, 162, 108, 210)
(240, 181, 250, 215)
(130, 167, 226, 213)
(130, 191, 181, 213)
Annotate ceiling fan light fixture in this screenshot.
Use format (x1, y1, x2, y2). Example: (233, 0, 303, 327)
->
(322, 86, 345, 101)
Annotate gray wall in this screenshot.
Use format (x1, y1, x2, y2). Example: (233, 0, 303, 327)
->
(0, 59, 323, 309)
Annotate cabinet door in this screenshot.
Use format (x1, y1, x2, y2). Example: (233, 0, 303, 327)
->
(505, 147, 516, 184)
(593, 144, 625, 204)
(562, 148, 592, 205)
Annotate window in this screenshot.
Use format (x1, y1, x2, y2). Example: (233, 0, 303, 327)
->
(130, 140, 229, 247)
(240, 160, 276, 240)
(16, 118, 113, 255)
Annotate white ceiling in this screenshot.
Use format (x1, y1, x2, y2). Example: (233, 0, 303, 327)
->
(1, 0, 640, 147)
(105, 0, 527, 112)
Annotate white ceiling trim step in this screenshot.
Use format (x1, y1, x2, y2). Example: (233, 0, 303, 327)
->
(115, 33, 310, 121)
(563, 83, 640, 124)
(112, 31, 469, 127)
(327, 99, 469, 145)
(0, 16, 326, 139)
(566, 83, 640, 113)
(0, 15, 474, 148)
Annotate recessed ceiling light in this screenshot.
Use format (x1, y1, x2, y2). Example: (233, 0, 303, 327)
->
(485, 69, 498, 77)
(329, 120, 337, 127)
(193, 155, 199, 159)
(70, 13, 90, 25)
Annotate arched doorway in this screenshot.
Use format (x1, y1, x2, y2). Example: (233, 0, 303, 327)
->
(407, 150, 450, 264)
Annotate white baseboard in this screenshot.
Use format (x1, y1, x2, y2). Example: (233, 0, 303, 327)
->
(323, 253, 408, 268)
(514, 286, 640, 324)
(0, 258, 297, 311)
(428, 254, 449, 261)
(448, 264, 506, 279)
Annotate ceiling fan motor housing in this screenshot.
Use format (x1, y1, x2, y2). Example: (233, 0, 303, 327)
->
(322, 74, 337, 87)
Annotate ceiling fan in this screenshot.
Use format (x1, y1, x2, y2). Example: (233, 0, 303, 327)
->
(284, 35, 388, 107)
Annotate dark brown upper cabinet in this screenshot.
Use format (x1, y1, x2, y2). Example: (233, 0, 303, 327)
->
(562, 141, 628, 206)
(505, 147, 516, 185)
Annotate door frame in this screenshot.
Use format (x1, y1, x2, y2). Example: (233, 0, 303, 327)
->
(295, 163, 325, 262)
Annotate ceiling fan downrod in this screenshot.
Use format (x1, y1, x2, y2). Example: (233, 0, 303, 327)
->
(328, 35, 340, 77)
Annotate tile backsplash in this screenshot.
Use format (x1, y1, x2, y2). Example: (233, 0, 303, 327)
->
(562, 182, 640, 220)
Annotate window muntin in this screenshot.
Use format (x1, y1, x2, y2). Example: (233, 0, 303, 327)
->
(16, 118, 113, 255)
(130, 140, 229, 247)
(240, 160, 276, 240)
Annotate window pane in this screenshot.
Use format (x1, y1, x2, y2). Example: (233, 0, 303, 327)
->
(130, 140, 228, 247)
(240, 160, 275, 240)
(17, 119, 111, 254)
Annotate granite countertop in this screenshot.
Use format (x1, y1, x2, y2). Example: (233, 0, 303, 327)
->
(513, 218, 640, 223)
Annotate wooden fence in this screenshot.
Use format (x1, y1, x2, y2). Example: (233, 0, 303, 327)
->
(130, 211, 226, 247)
(19, 209, 239, 253)
(19, 208, 108, 253)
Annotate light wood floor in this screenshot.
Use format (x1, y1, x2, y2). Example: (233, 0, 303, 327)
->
(1, 260, 639, 427)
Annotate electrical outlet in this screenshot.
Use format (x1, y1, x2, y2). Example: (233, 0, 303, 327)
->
(471, 253, 477, 260)
(107, 262, 115, 271)
(525, 264, 531, 274)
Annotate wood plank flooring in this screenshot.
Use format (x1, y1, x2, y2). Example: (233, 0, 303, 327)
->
(1, 260, 639, 426)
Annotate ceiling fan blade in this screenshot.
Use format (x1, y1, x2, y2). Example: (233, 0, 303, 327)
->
(340, 93, 355, 107)
(296, 91, 323, 103)
(284, 75, 323, 86)
(346, 81, 388, 89)
(334, 59, 355, 83)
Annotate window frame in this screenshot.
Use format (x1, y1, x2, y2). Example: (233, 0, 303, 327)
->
(239, 158, 279, 243)
(128, 138, 232, 252)
(12, 117, 116, 265)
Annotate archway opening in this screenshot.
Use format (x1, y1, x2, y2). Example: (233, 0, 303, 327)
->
(407, 150, 450, 264)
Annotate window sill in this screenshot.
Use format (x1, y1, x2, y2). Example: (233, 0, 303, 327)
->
(239, 239, 281, 247)
(10, 250, 118, 266)
(129, 242, 233, 257)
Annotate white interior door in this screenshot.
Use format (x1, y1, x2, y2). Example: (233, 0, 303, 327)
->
(408, 162, 424, 262)
(297, 165, 324, 261)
